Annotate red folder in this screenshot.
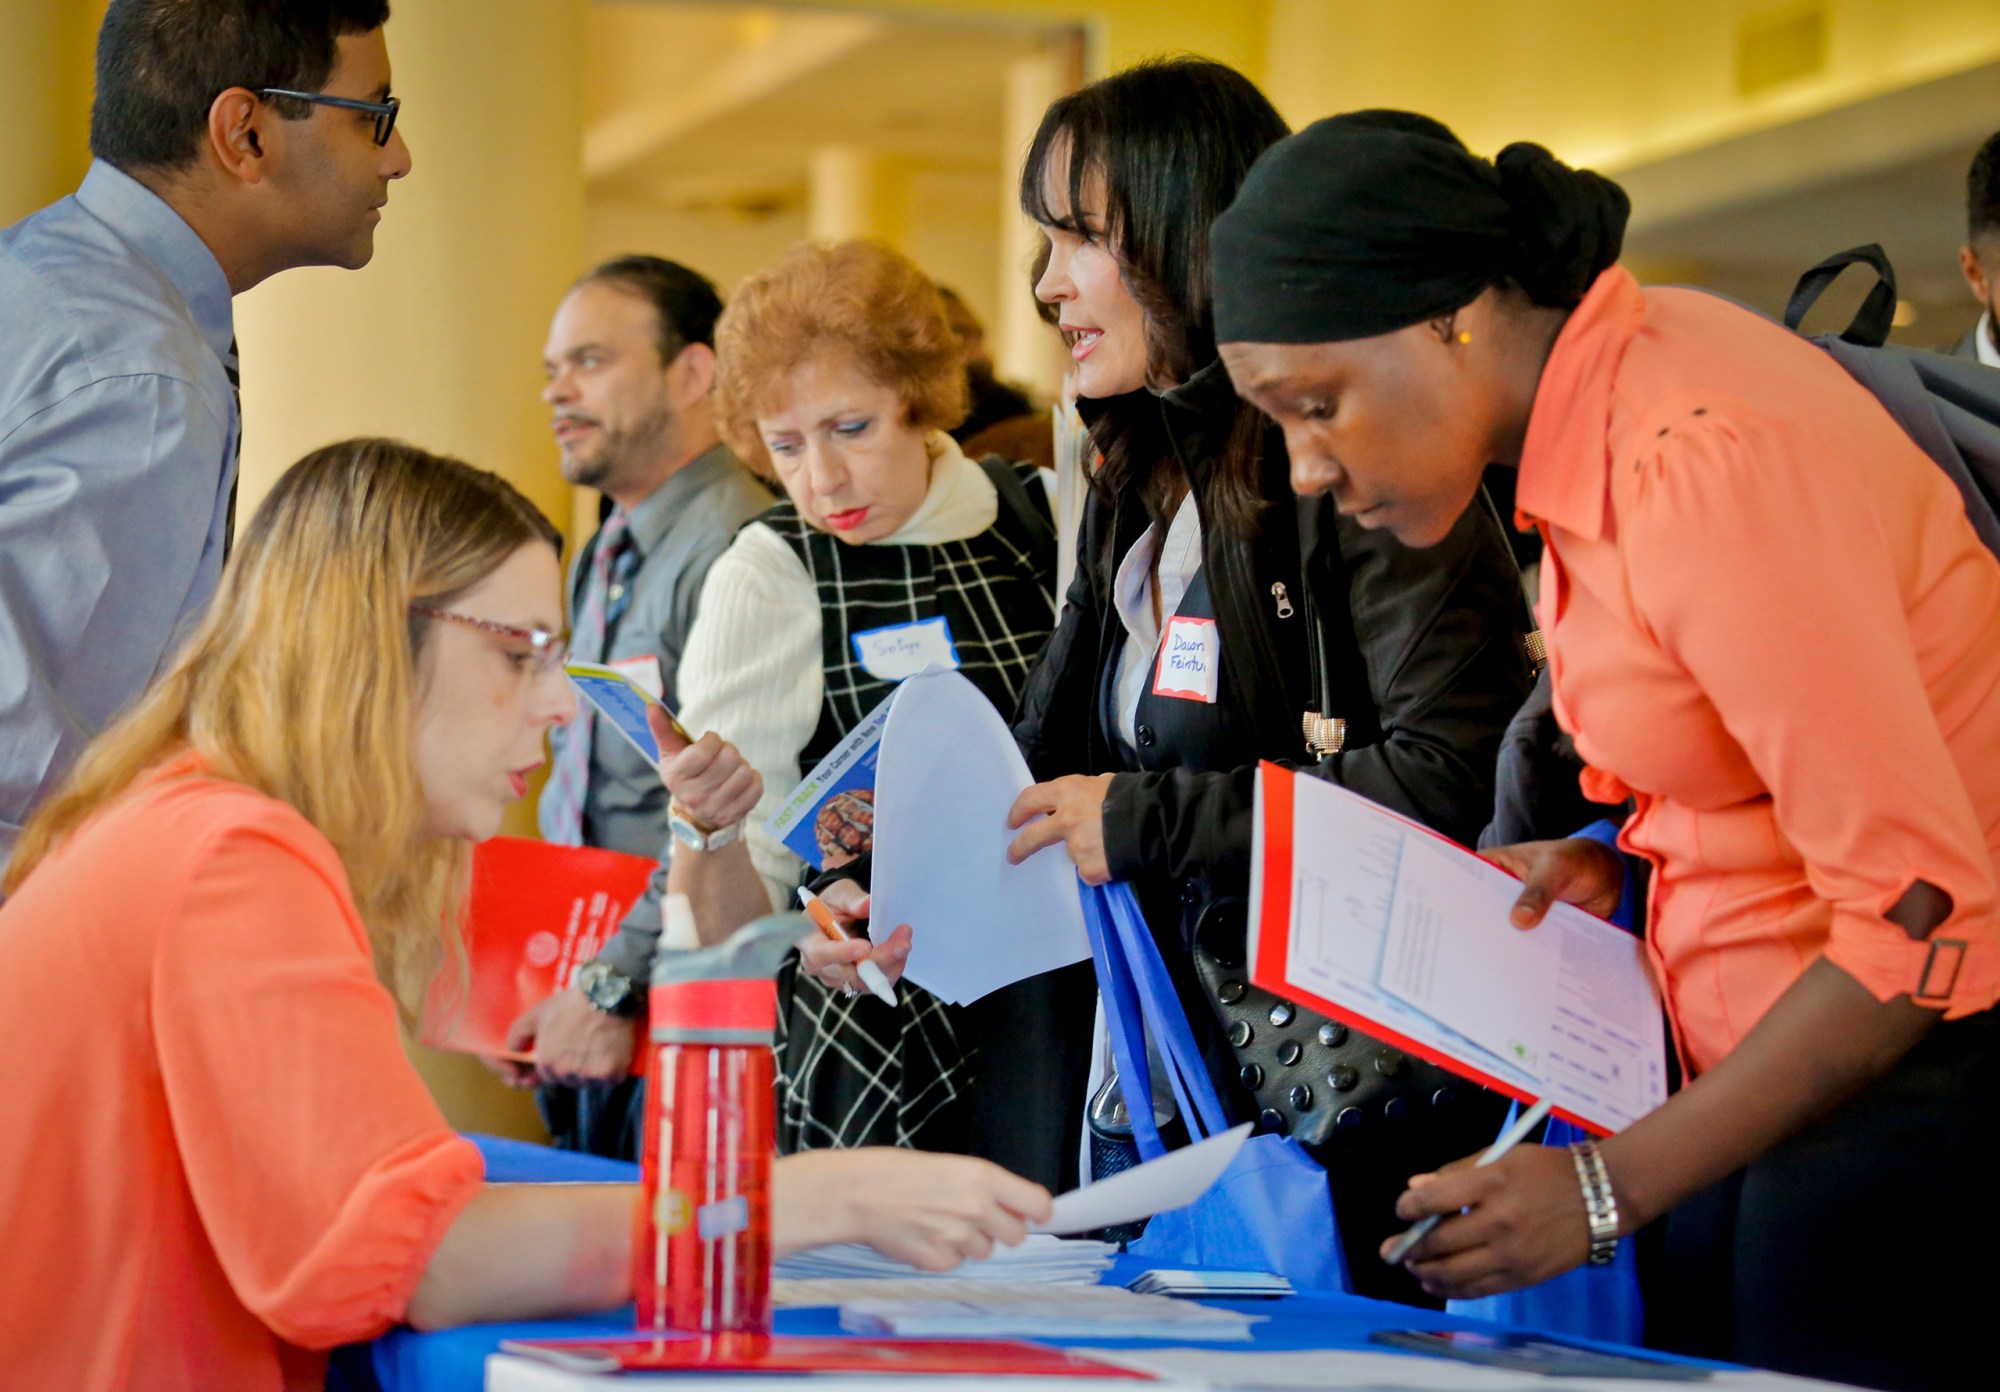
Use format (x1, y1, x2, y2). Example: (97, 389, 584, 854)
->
(1249, 761, 1617, 1137)
(497, 1333, 1154, 1378)
(419, 835, 657, 1063)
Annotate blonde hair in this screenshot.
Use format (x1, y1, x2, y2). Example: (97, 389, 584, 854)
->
(713, 239, 968, 478)
(6, 438, 562, 1017)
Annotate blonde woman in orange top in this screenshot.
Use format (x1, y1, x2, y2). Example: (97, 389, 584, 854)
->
(1210, 117, 2000, 1390)
(0, 439, 1050, 1392)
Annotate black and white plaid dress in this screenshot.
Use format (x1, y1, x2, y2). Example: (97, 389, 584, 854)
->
(760, 455, 1058, 1159)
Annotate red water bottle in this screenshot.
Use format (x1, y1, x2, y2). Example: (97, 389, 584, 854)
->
(635, 906, 801, 1336)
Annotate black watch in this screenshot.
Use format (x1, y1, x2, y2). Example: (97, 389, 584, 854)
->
(574, 960, 641, 1018)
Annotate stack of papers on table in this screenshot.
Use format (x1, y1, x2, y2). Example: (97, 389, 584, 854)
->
(1126, 1269, 1292, 1299)
(838, 1284, 1263, 1342)
(774, 1234, 1116, 1285)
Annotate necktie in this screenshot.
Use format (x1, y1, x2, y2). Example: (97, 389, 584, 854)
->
(223, 337, 241, 559)
(538, 512, 633, 845)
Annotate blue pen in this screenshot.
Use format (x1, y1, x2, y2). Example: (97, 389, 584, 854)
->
(1384, 1096, 1556, 1266)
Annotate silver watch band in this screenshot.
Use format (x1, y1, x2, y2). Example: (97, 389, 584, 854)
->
(1568, 1139, 1620, 1265)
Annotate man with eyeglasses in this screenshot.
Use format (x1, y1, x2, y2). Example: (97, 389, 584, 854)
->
(0, 0, 410, 871)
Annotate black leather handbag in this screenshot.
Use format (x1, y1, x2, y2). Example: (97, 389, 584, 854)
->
(1188, 895, 1473, 1151)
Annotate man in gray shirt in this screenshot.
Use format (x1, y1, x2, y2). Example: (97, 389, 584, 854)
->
(500, 256, 772, 1155)
(0, 0, 411, 868)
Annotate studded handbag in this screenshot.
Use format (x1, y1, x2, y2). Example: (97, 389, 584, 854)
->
(1188, 896, 1477, 1151)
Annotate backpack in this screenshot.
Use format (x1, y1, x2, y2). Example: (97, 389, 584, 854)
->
(1776, 244, 2000, 557)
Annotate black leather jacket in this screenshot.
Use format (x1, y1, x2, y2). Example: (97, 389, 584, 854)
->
(1013, 360, 1534, 954)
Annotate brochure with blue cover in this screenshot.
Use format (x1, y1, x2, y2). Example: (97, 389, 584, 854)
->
(563, 661, 690, 765)
(766, 690, 896, 871)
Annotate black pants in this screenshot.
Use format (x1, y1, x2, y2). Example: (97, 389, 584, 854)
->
(1639, 1007, 2000, 1391)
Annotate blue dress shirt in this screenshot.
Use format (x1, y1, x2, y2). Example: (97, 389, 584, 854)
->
(0, 161, 238, 867)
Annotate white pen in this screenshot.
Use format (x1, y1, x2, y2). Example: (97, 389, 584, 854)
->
(797, 886, 898, 1007)
(1383, 1096, 1557, 1267)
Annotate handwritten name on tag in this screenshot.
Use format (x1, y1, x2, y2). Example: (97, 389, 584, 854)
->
(851, 616, 960, 682)
(1153, 616, 1219, 703)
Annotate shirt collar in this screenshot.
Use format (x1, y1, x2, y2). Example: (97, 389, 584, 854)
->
(621, 442, 742, 553)
(74, 160, 234, 364)
(1514, 265, 1646, 543)
(1977, 311, 2000, 369)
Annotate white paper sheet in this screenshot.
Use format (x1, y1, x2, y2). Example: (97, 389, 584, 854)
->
(839, 1284, 1261, 1341)
(1253, 771, 1667, 1134)
(1082, 1347, 1858, 1391)
(870, 669, 1090, 1005)
(774, 1235, 1115, 1284)
(1379, 834, 1661, 1127)
(1032, 1123, 1251, 1235)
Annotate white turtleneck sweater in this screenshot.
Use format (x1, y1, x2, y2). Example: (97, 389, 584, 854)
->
(676, 432, 1029, 910)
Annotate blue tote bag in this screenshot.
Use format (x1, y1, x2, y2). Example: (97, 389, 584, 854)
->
(1082, 879, 1349, 1292)
(1448, 821, 1645, 1343)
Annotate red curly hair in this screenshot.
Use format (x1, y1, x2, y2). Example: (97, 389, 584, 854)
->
(713, 239, 969, 479)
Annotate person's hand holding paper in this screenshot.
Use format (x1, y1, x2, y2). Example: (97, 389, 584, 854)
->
(645, 705, 762, 831)
(869, 671, 1091, 1005)
(1005, 772, 1116, 885)
(1483, 837, 1626, 929)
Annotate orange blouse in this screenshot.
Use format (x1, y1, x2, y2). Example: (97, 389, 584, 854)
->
(1519, 268, 2000, 1077)
(0, 756, 483, 1391)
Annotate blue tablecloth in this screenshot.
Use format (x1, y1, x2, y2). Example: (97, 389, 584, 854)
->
(337, 1135, 1709, 1392)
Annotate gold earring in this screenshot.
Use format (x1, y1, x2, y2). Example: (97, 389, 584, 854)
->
(1457, 330, 1473, 345)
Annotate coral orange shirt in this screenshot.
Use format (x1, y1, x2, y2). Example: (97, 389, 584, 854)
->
(1517, 267, 2000, 1076)
(0, 756, 483, 1391)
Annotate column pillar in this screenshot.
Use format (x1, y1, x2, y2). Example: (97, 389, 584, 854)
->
(0, 1, 101, 226)
(233, 0, 589, 1140)
(807, 143, 909, 247)
(994, 49, 1066, 401)
(233, 0, 585, 545)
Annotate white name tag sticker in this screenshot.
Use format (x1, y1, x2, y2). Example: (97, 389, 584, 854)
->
(1153, 616, 1220, 703)
(608, 654, 665, 701)
(851, 616, 960, 683)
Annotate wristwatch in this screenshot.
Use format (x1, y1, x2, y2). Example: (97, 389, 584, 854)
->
(668, 800, 742, 853)
(574, 959, 641, 1018)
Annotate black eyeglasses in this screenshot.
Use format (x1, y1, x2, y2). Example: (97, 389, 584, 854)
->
(259, 87, 401, 147)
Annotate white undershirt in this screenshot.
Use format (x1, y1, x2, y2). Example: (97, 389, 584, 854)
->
(1978, 311, 2000, 369)
(1109, 490, 1204, 750)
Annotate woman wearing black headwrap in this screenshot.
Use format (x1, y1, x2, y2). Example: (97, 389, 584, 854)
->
(974, 63, 1533, 1303)
(1213, 114, 2000, 1391)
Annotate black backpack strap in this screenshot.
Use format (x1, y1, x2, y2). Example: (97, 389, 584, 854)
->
(975, 453, 1057, 552)
(1784, 243, 1898, 348)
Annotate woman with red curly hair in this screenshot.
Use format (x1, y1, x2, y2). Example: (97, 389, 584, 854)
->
(655, 239, 1092, 1192)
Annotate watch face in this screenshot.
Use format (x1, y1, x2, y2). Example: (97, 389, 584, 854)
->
(579, 962, 633, 1011)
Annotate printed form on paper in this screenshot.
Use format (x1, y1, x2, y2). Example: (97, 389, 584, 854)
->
(1248, 764, 1666, 1135)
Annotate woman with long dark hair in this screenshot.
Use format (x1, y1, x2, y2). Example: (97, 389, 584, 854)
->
(1209, 112, 2000, 1390)
(853, 59, 1530, 1299)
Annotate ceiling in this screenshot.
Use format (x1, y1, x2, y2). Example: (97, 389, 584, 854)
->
(1626, 141, 1983, 349)
(585, 2, 1062, 218)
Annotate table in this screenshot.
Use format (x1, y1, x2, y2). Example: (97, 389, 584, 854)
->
(340, 1137, 1792, 1392)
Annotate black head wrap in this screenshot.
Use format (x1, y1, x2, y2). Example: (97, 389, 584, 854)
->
(1211, 110, 1631, 344)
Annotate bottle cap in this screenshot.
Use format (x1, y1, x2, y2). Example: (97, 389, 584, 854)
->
(649, 913, 803, 1044)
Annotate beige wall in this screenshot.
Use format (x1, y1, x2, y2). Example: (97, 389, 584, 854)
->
(0, 0, 102, 227)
